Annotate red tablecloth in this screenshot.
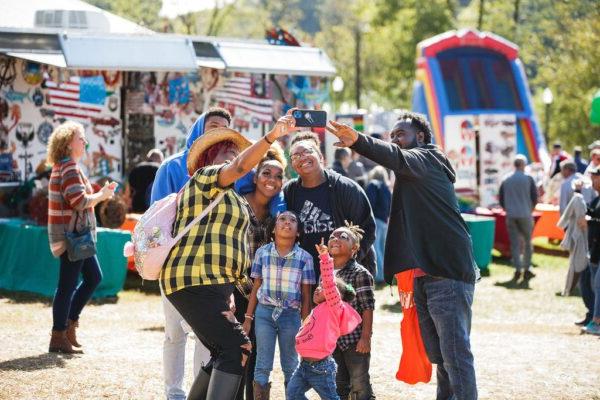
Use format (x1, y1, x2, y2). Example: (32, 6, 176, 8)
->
(474, 207, 542, 258)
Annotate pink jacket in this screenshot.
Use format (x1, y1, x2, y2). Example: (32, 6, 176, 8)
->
(295, 253, 362, 359)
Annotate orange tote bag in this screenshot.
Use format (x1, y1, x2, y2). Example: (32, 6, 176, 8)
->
(395, 270, 432, 384)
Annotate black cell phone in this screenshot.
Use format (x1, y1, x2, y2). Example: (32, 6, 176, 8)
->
(292, 110, 327, 128)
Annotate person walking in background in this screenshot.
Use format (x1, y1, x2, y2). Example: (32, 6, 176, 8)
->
(550, 142, 570, 178)
(47, 121, 116, 354)
(150, 107, 231, 400)
(584, 149, 600, 178)
(128, 148, 163, 213)
(162, 111, 299, 400)
(365, 166, 392, 283)
(558, 180, 589, 296)
(499, 155, 538, 282)
(244, 211, 315, 399)
(284, 132, 376, 279)
(347, 150, 368, 188)
(327, 111, 478, 400)
(580, 167, 600, 332)
(332, 147, 351, 177)
(573, 146, 588, 174)
(559, 159, 592, 215)
(286, 238, 362, 400)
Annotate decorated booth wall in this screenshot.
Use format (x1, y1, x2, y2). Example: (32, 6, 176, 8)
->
(123, 68, 329, 171)
(0, 57, 123, 182)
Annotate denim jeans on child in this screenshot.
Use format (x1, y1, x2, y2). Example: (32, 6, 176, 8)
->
(52, 253, 102, 331)
(254, 303, 301, 387)
(286, 356, 339, 400)
(332, 347, 375, 400)
(414, 275, 477, 400)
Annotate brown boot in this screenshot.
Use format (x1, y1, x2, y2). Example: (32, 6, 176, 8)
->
(252, 381, 271, 400)
(66, 319, 82, 348)
(49, 330, 83, 354)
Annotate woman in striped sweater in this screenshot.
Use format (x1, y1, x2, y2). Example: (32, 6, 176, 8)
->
(47, 121, 116, 354)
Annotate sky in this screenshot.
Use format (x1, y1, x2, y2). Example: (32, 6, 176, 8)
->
(159, 0, 235, 19)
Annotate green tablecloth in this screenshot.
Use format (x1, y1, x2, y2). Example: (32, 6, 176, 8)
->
(462, 214, 496, 270)
(0, 218, 130, 298)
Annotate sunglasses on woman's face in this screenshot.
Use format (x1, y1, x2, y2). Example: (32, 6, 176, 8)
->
(329, 231, 352, 242)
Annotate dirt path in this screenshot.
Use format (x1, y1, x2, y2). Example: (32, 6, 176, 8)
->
(0, 253, 599, 399)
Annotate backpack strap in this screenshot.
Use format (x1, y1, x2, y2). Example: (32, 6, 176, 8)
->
(172, 191, 226, 243)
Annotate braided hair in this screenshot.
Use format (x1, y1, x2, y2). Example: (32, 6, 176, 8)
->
(343, 220, 365, 248)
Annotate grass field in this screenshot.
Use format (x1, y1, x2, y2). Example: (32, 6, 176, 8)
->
(1, 252, 599, 400)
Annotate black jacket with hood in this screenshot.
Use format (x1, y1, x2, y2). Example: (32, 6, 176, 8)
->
(283, 168, 376, 274)
(351, 133, 477, 284)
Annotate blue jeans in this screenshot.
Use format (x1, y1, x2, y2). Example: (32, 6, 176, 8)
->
(374, 218, 387, 283)
(414, 276, 477, 400)
(254, 304, 301, 387)
(287, 356, 339, 400)
(590, 264, 600, 319)
(52, 253, 102, 331)
(580, 266, 595, 321)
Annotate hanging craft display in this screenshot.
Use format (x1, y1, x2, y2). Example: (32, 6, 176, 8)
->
(37, 121, 53, 145)
(22, 62, 43, 85)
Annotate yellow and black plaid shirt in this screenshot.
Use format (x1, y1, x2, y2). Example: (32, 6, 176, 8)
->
(160, 164, 250, 295)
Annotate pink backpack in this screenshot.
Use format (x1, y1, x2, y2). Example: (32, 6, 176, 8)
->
(123, 191, 225, 280)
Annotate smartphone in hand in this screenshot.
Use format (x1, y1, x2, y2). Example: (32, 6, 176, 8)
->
(292, 110, 327, 128)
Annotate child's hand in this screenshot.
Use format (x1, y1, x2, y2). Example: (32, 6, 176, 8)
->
(315, 238, 328, 255)
(242, 319, 252, 336)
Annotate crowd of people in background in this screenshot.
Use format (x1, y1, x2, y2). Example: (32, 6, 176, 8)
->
(499, 141, 600, 337)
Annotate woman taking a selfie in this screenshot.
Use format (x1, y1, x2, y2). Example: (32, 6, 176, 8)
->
(47, 121, 116, 354)
(161, 111, 298, 400)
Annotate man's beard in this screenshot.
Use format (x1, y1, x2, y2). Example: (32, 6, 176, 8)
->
(400, 136, 420, 150)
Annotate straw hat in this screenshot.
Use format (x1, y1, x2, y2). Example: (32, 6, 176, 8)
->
(187, 127, 252, 176)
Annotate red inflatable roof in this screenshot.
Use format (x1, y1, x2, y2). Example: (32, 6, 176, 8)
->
(418, 29, 519, 60)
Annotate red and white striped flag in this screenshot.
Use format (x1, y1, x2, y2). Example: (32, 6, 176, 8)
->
(46, 77, 104, 121)
(212, 76, 273, 123)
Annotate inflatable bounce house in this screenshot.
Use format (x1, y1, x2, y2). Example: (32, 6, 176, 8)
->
(412, 29, 548, 207)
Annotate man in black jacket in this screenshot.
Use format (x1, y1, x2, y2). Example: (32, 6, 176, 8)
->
(284, 132, 376, 279)
(327, 111, 478, 400)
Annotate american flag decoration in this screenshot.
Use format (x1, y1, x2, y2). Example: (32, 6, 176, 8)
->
(212, 75, 273, 123)
(45, 76, 106, 121)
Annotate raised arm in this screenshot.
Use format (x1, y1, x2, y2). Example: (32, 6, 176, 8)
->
(218, 111, 298, 188)
(315, 242, 343, 311)
(326, 121, 427, 178)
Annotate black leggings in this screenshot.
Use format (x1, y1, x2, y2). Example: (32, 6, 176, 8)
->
(233, 289, 257, 399)
(167, 283, 250, 375)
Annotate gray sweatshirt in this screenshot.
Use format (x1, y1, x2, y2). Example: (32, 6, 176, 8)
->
(499, 170, 538, 219)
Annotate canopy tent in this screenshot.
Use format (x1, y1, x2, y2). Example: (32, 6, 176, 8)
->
(0, 29, 336, 75)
